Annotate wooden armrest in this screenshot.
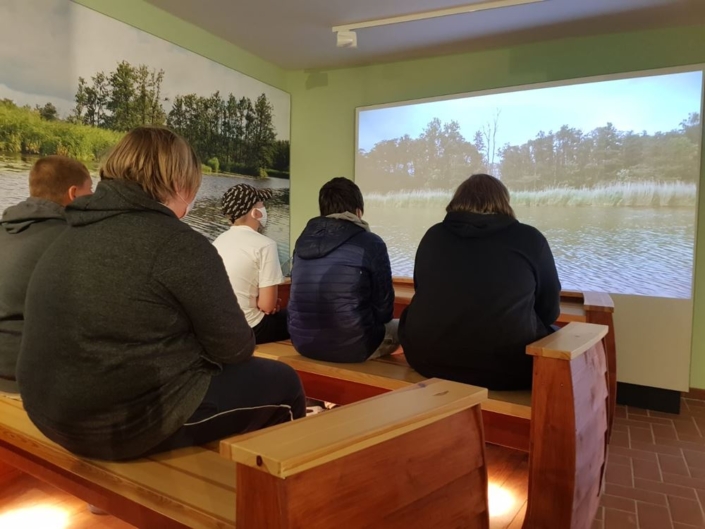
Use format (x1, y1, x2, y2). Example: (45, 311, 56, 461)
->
(526, 322, 608, 360)
(220, 378, 487, 478)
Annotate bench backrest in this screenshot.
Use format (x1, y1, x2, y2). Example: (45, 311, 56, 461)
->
(221, 378, 491, 529)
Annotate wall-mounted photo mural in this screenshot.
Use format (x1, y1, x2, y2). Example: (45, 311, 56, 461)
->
(0, 0, 291, 262)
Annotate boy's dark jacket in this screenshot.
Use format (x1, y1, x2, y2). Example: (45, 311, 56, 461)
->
(0, 198, 66, 393)
(288, 216, 394, 362)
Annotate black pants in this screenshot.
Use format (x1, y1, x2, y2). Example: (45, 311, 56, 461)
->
(253, 310, 290, 344)
(150, 357, 306, 454)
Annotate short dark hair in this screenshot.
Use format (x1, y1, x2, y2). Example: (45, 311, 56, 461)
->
(29, 156, 91, 204)
(446, 174, 515, 218)
(319, 177, 364, 216)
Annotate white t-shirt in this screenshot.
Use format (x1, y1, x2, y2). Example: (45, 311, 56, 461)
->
(213, 225, 284, 327)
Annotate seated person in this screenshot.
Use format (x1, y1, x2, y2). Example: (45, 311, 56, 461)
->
(0, 155, 92, 397)
(288, 177, 399, 363)
(17, 127, 305, 461)
(399, 174, 561, 391)
(213, 184, 288, 344)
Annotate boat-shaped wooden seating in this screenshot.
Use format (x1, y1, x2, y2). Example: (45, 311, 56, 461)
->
(0, 379, 490, 528)
(257, 321, 610, 528)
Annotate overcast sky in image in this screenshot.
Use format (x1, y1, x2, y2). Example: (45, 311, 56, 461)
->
(358, 70, 703, 152)
(0, 0, 290, 139)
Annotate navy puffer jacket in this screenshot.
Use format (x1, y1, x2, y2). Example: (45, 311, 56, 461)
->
(288, 217, 394, 362)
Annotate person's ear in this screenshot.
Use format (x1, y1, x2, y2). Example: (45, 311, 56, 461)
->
(67, 186, 78, 203)
(251, 208, 261, 220)
(356, 208, 363, 219)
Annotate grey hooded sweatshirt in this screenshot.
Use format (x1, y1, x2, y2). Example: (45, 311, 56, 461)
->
(17, 179, 255, 461)
(0, 198, 66, 393)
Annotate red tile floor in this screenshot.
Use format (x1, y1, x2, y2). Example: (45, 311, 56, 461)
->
(596, 399, 705, 529)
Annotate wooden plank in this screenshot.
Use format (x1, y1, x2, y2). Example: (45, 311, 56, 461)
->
(255, 341, 425, 390)
(147, 447, 237, 492)
(0, 441, 192, 529)
(257, 408, 489, 529)
(297, 370, 389, 404)
(482, 411, 531, 453)
(221, 379, 487, 479)
(0, 401, 236, 529)
(526, 322, 608, 360)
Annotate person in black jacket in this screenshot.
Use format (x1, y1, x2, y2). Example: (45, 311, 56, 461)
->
(288, 177, 399, 363)
(0, 156, 92, 396)
(17, 127, 305, 461)
(399, 174, 561, 390)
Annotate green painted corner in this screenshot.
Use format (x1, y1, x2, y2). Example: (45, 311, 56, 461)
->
(72, 0, 288, 92)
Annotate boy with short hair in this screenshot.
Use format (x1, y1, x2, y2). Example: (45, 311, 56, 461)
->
(288, 177, 399, 363)
(0, 155, 92, 395)
(213, 184, 288, 344)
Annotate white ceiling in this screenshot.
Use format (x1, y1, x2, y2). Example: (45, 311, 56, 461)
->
(146, 0, 705, 70)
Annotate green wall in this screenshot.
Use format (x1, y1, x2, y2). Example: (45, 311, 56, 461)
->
(286, 25, 705, 388)
(73, 0, 287, 92)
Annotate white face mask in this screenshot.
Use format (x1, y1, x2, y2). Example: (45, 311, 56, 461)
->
(253, 207, 268, 228)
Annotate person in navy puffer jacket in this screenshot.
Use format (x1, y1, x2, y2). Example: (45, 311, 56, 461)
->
(288, 177, 399, 363)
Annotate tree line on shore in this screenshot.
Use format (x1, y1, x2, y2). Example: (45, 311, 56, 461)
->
(0, 61, 289, 178)
(357, 113, 701, 194)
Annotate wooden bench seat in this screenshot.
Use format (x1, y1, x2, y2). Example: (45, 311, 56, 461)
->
(0, 379, 490, 528)
(255, 341, 533, 449)
(276, 280, 617, 444)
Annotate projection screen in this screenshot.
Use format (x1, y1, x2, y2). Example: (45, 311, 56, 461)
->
(355, 66, 704, 391)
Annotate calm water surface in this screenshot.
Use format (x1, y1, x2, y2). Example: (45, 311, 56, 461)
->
(365, 205, 696, 299)
(0, 157, 291, 264)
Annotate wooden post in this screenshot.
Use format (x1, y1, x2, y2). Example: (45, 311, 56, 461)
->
(522, 323, 609, 529)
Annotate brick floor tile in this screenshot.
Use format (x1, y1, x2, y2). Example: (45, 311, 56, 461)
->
(650, 410, 682, 419)
(624, 415, 678, 426)
(607, 464, 634, 487)
(628, 406, 649, 416)
(653, 424, 679, 440)
(684, 450, 705, 470)
(658, 454, 690, 477)
(630, 428, 655, 445)
(608, 452, 632, 468)
(662, 473, 705, 490)
(631, 441, 683, 457)
(614, 423, 629, 433)
(592, 520, 604, 529)
(609, 446, 658, 462)
(667, 496, 705, 526)
(610, 430, 630, 448)
(605, 484, 667, 505)
(633, 478, 697, 499)
(636, 501, 674, 529)
(674, 421, 701, 438)
(677, 434, 705, 445)
(686, 466, 705, 480)
(633, 459, 661, 481)
(616, 406, 627, 419)
(615, 418, 656, 431)
(604, 507, 638, 528)
(672, 523, 702, 529)
(600, 495, 636, 512)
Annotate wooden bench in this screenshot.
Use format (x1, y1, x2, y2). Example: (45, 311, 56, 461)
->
(257, 322, 610, 528)
(0, 379, 489, 528)
(276, 280, 617, 445)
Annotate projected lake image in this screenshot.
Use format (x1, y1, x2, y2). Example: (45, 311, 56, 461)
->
(356, 69, 704, 299)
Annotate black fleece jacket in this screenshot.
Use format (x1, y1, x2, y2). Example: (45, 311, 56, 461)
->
(399, 211, 561, 390)
(17, 180, 254, 460)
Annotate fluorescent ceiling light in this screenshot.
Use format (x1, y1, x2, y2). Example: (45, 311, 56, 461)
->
(333, 0, 546, 34)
